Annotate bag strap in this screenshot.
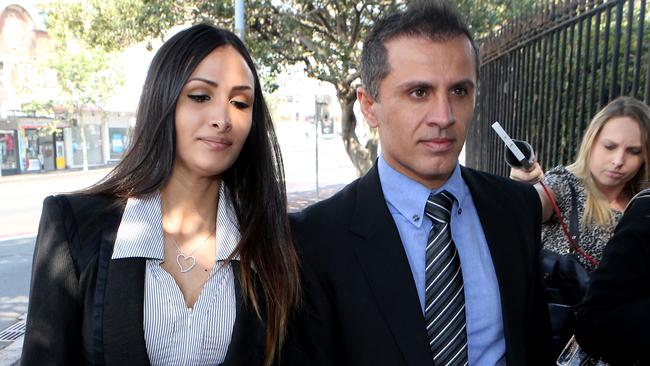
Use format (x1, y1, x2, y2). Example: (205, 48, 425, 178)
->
(540, 181, 599, 267)
(627, 188, 650, 209)
(568, 181, 581, 246)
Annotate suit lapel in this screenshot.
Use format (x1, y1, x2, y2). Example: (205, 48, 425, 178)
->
(220, 264, 265, 366)
(461, 167, 528, 365)
(90, 198, 150, 366)
(349, 165, 433, 365)
(103, 256, 150, 365)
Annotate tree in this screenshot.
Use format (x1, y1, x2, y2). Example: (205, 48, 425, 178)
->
(44, 0, 535, 175)
(42, 0, 403, 175)
(456, 0, 536, 40)
(39, 1, 124, 171)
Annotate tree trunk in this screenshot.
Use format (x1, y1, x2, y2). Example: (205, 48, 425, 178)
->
(78, 108, 89, 171)
(339, 93, 378, 176)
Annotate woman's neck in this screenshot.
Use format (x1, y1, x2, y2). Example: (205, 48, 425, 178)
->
(160, 169, 220, 236)
(596, 181, 630, 212)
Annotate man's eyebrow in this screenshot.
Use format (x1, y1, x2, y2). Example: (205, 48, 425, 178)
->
(396, 80, 434, 90)
(396, 79, 476, 91)
(451, 78, 476, 89)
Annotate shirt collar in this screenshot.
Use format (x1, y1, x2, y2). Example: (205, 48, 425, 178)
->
(433, 162, 468, 212)
(112, 191, 165, 260)
(215, 184, 240, 261)
(378, 155, 468, 228)
(112, 184, 240, 261)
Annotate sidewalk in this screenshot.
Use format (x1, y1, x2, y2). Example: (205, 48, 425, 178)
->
(0, 165, 114, 184)
(287, 184, 345, 212)
(0, 338, 20, 366)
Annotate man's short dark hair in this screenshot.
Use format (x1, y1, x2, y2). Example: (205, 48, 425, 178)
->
(359, 0, 479, 101)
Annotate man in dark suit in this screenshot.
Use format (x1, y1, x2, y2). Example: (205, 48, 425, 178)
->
(286, 1, 552, 365)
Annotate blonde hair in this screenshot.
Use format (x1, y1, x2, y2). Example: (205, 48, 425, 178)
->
(567, 96, 650, 228)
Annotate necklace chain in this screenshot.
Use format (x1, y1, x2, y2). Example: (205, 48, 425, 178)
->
(166, 231, 214, 273)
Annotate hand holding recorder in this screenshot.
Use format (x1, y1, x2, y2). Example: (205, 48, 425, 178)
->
(509, 161, 545, 185)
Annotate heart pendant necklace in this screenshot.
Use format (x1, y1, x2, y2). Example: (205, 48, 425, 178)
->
(167, 232, 214, 273)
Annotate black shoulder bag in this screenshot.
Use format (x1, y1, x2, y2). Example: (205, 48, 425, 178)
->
(539, 182, 598, 356)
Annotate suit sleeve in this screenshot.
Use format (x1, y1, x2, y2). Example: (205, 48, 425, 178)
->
(529, 243, 553, 364)
(21, 196, 82, 365)
(527, 185, 554, 365)
(282, 216, 338, 366)
(575, 197, 650, 364)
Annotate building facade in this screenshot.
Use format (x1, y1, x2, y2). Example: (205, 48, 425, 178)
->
(0, 4, 133, 175)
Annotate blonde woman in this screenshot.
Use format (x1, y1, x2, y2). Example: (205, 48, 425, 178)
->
(511, 96, 650, 271)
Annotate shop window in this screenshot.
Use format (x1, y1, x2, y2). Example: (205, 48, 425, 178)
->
(71, 124, 103, 166)
(109, 127, 129, 160)
(24, 129, 40, 160)
(0, 130, 17, 170)
(22, 128, 47, 171)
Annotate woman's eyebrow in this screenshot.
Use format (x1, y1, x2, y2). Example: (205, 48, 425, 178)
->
(187, 77, 218, 86)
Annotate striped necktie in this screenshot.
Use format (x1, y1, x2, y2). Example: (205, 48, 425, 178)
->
(424, 190, 468, 365)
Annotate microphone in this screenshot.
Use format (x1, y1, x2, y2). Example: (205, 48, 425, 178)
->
(491, 121, 535, 170)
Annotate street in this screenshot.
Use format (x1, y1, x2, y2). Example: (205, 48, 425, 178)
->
(0, 167, 114, 347)
(0, 236, 32, 337)
(0, 120, 358, 360)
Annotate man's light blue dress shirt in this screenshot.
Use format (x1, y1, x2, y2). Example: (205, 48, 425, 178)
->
(378, 155, 506, 365)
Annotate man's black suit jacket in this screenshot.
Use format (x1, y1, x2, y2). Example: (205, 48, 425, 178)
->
(287, 164, 552, 366)
(21, 194, 265, 366)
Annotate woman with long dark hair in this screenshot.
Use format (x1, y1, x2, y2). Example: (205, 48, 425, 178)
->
(21, 24, 300, 366)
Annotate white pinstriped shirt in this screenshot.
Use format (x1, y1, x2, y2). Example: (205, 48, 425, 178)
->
(112, 185, 240, 365)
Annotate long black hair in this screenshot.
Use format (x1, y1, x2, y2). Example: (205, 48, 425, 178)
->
(86, 24, 300, 365)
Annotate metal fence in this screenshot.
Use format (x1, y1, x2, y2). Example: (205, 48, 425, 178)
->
(466, 0, 650, 176)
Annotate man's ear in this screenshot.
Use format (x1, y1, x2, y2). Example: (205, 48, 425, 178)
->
(357, 86, 379, 128)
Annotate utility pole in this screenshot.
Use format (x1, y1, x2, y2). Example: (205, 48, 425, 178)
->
(234, 0, 245, 42)
(314, 95, 330, 200)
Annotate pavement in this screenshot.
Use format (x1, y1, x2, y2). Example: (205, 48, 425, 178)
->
(287, 184, 345, 212)
(0, 340, 20, 366)
(0, 167, 116, 240)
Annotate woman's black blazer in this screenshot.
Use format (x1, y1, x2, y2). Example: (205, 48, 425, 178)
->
(21, 193, 266, 366)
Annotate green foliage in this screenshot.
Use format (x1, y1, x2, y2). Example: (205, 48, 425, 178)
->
(18, 100, 60, 135)
(20, 100, 54, 117)
(36, 0, 539, 97)
(455, 0, 537, 39)
(41, 0, 405, 96)
(38, 0, 537, 174)
(49, 46, 120, 109)
(466, 0, 650, 175)
(39, 1, 125, 112)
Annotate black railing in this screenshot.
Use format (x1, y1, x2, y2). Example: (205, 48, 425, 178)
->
(467, 0, 650, 176)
